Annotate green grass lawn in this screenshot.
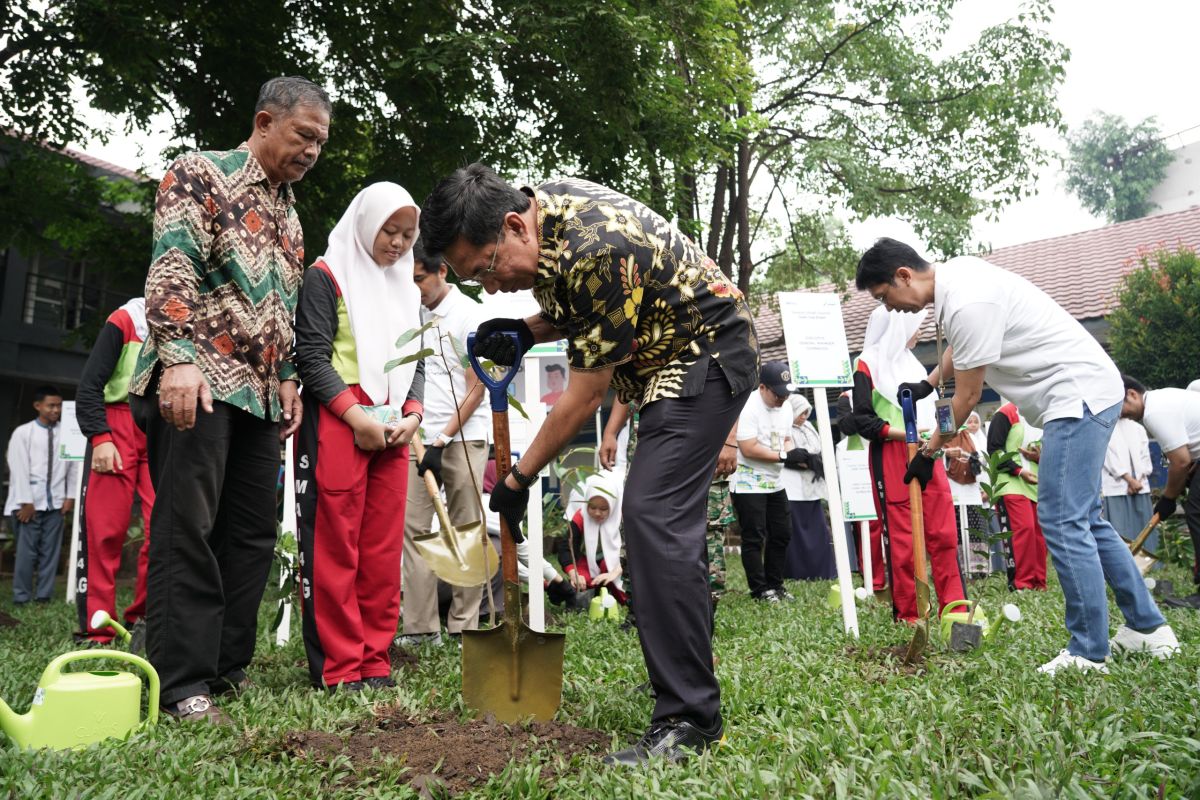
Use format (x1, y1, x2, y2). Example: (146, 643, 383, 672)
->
(2, 561, 1198, 799)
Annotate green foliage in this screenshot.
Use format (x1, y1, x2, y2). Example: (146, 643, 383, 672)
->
(3, 562, 1200, 797)
(1064, 112, 1173, 223)
(1108, 248, 1200, 389)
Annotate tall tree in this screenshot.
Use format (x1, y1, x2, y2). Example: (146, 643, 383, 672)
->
(1108, 248, 1200, 390)
(1064, 111, 1173, 223)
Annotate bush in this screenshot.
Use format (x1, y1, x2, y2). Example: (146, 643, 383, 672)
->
(1108, 247, 1200, 389)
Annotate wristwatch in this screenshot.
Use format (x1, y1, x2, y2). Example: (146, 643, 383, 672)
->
(433, 432, 451, 447)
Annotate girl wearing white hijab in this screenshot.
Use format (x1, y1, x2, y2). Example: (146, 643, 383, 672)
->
(293, 182, 425, 691)
(558, 471, 626, 602)
(780, 394, 836, 580)
(850, 305, 966, 623)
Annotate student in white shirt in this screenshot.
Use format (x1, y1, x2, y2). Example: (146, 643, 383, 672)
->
(1101, 416, 1154, 546)
(4, 386, 78, 603)
(397, 243, 493, 646)
(1120, 376, 1200, 589)
(855, 238, 1177, 675)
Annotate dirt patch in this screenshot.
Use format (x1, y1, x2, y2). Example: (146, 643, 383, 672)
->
(385, 643, 423, 669)
(283, 707, 609, 796)
(0, 610, 18, 628)
(845, 643, 927, 678)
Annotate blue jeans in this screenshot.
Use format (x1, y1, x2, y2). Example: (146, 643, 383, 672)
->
(1038, 402, 1165, 660)
(12, 509, 64, 602)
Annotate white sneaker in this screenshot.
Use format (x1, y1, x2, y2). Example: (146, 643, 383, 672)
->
(1037, 649, 1110, 675)
(393, 632, 442, 648)
(1109, 624, 1181, 659)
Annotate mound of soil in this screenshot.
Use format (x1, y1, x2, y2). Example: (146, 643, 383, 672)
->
(845, 643, 927, 678)
(0, 610, 18, 628)
(284, 708, 609, 796)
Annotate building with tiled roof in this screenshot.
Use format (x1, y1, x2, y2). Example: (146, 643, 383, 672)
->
(754, 204, 1200, 364)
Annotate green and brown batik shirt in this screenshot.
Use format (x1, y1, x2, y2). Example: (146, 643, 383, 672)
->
(528, 179, 759, 406)
(130, 144, 305, 421)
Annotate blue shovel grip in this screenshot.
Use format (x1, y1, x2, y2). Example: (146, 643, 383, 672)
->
(466, 331, 524, 412)
(899, 389, 919, 445)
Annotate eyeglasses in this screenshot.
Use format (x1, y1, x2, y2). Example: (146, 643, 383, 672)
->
(457, 232, 502, 287)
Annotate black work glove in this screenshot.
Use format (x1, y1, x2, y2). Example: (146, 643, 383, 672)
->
(903, 451, 935, 490)
(489, 476, 528, 542)
(783, 448, 810, 470)
(896, 379, 934, 407)
(809, 453, 825, 476)
(472, 318, 534, 367)
(417, 443, 445, 485)
(1154, 496, 1177, 520)
(546, 578, 577, 606)
(968, 452, 983, 476)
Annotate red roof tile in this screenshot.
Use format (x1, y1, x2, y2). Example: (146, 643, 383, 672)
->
(754, 205, 1200, 361)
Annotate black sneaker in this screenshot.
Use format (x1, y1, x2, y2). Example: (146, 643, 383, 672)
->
(363, 676, 396, 689)
(773, 587, 796, 601)
(603, 716, 724, 765)
(754, 589, 781, 603)
(326, 680, 364, 694)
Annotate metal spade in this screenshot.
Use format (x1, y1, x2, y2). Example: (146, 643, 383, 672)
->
(900, 389, 930, 664)
(408, 438, 498, 588)
(460, 331, 565, 722)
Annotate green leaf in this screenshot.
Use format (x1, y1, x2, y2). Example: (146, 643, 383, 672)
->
(508, 392, 529, 420)
(394, 319, 439, 350)
(385, 348, 436, 371)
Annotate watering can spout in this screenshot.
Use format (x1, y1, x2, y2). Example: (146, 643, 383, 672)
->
(0, 696, 29, 743)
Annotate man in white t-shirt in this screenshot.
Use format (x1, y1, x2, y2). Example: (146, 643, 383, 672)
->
(398, 244, 492, 646)
(1120, 375, 1200, 589)
(729, 361, 803, 601)
(855, 238, 1177, 675)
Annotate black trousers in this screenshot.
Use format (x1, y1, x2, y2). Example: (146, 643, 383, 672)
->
(131, 394, 281, 706)
(622, 363, 749, 728)
(1186, 465, 1200, 587)
(731, 489, 791, 596)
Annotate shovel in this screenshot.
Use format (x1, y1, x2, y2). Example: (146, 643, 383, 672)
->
(1128, 513, 1161, 576)
(408, 438, 499, 588)
(899, 389, 930, 664)
(460, 331, 565, 722)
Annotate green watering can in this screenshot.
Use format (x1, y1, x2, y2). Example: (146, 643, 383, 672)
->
(588, 587, 622, 622)
(1, 612, 159, 750)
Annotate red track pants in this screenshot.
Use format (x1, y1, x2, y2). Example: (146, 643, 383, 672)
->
(995, 494, 1048, 590)
(868, 439, 967, 622)
(296, 388, 409, 687)
(75, 404, 153, 642)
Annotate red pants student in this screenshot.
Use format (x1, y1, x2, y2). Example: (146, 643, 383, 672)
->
(296, 387, 410, 687)
(76, 404, 153, 642)
(869, 439, 966, 622)
(860, 518, 887, 592)
(995, 495, 1048, 590)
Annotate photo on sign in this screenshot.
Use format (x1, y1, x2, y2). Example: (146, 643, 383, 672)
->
(540, 357, 569, 409)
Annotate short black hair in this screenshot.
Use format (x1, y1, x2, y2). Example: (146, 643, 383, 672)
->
(545, 364, 566, 375)
(419, 163, 530, 260)
(411, 240, 443, 274)
(255, 76, 332, 117)
(33, 385, 62, 402)
(1122, 374, 1147, 394)
(855, 238, 931, 290)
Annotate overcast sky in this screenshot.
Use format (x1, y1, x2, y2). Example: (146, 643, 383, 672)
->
(81, 0, 1198, 255)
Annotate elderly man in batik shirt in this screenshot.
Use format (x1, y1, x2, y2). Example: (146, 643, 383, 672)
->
(419, 163, 758, 765)
(129, 76, 330, 724)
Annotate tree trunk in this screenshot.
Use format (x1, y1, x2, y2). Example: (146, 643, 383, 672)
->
(706, 165, 728, 261)
(718, 174, 737, 277)
(735, 111, 753, 296)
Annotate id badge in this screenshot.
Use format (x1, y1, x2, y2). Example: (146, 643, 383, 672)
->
(935, 397, 957, 436)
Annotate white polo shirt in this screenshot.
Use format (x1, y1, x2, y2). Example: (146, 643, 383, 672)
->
(1140, 388, 1200, 462)
(420, 285, 491, 444)
(934, 256, 1122, 426)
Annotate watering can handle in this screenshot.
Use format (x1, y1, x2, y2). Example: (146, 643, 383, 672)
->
(899, 389, 919, 445)
(466, 332, 525, 412)
(41, 650, 160, 726)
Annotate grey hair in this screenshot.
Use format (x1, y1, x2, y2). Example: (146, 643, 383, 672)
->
(255, 76, 332, 117)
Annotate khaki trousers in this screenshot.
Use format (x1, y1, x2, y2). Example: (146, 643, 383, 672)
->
(401, 440, 487, 634)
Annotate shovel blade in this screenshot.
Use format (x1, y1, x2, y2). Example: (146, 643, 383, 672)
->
(461, 623, 565, 723)
(904, 620, 928, 664)
(410, 520, 499, 588)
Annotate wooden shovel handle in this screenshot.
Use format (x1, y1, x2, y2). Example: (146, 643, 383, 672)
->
(1129, 513, 1161, 556)
(411, 438, 456, 539)
(492, 409, 519, 585)
(906, 441, 930, 616)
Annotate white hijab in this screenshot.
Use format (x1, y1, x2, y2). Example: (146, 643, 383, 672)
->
(565, 471, 624, 590)
(321, 183, 422, 406)
(857, 305, 935, 429)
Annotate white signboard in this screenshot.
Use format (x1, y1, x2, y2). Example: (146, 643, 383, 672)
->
(777, 292, 853, 387)
(837, 446, 877, 521)
(948, 477, 984, 507)
(58, 401, 87, 461)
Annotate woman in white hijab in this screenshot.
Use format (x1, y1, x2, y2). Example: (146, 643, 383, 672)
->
(780, 395, 835, 580)
(293, 182, 425, 692)
(850, 305, 967, 623)
(557, 471, 626, 603)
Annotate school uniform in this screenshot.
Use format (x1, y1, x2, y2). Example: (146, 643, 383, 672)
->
(987, 403, 1048, 590)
